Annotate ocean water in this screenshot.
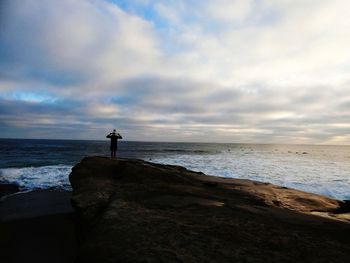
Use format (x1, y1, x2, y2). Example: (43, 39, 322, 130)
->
(0, 139, 349, 200)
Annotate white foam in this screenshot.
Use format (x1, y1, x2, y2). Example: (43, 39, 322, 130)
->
(151, 150, 350, 201)
(1, 146, 349, 201)
(0, 165, 72, 190)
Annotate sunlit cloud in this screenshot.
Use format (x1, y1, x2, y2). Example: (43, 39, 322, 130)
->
(0, 0, 349, 144)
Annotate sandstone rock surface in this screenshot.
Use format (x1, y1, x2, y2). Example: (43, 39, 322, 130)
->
(70, 157, 350, 263)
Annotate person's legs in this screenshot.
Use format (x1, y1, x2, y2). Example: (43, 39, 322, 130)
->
(111, 147, 116, 159)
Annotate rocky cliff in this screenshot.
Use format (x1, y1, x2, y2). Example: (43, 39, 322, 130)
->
(69, 156, 350, 263)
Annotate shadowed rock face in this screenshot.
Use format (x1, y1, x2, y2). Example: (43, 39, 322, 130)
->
(70, 157, 350, 263)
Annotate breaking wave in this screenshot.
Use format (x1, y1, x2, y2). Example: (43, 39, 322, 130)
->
(0, 165, 72, 191)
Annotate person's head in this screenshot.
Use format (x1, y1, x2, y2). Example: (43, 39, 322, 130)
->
(113, 129, 116, 132)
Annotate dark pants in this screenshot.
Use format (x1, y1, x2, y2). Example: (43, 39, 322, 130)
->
(111, 146, 117, 158)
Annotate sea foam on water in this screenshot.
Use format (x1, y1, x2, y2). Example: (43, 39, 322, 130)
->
(0, 165, 72, 190)
(0, 139, 349, 201)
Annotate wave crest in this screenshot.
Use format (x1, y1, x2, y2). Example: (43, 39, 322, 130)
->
(0, 165, 72, 190)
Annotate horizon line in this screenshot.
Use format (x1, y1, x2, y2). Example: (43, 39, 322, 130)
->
(0, 137, 349, 147)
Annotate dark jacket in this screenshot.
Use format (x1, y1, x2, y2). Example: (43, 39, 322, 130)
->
(106, 133, 122, 149)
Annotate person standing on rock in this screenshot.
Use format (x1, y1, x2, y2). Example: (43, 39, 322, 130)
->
(106, 129, 122, 159)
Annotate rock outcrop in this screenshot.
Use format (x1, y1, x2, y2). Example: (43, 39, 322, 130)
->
(70, 157, 350, 263)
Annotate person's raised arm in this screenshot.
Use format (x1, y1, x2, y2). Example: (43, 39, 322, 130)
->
(117, 133, 122, 139)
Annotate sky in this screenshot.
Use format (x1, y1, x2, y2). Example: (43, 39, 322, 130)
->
(0, 0, 350, 144)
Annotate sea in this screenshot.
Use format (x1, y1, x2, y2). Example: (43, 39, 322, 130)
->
(0, 139, 349, 200)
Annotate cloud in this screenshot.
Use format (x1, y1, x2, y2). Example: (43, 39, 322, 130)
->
(0, 0, 163, 86)
(0, 0, 350, 144)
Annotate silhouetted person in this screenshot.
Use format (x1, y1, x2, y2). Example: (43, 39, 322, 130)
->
(106, 129, 122, 159)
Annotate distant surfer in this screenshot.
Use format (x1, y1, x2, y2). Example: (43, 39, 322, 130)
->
(106, 129, 122, 159)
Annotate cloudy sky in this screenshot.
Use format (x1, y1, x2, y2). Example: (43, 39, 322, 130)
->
(0, 0, 350, 144)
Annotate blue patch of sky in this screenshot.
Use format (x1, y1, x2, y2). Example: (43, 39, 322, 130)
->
(0, 91, 58, 103)
(107, 0, 166, 29)
(106, 0, 185, 53)
(106, 0, 281, 56)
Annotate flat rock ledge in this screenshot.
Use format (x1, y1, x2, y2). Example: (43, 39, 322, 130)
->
(70, 156, 350, 263)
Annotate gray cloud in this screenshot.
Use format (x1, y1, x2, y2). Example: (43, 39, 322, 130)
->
(0, 0, 350, 144)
